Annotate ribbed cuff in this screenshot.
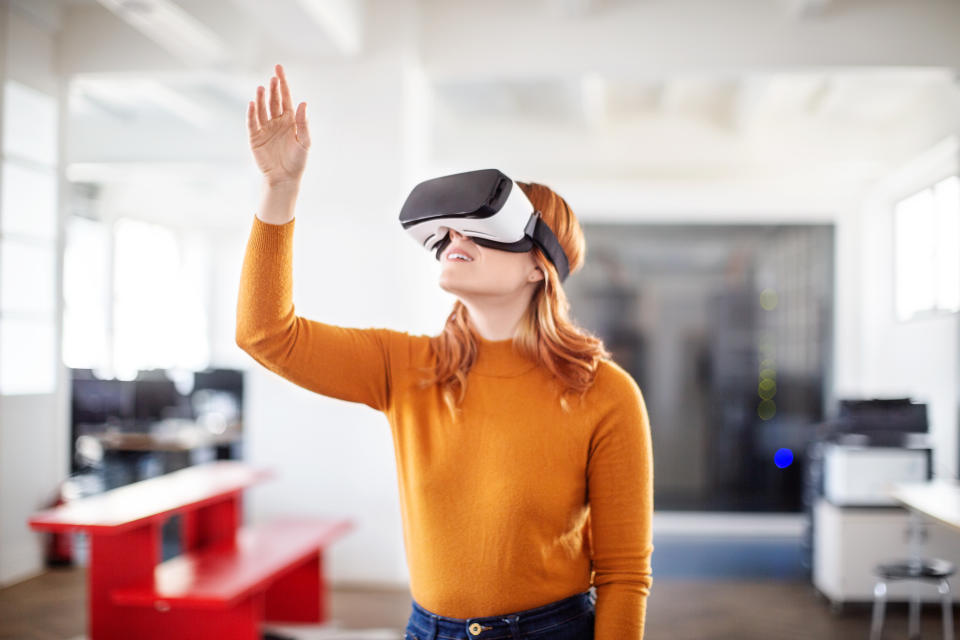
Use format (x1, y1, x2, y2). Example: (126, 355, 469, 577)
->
(251, 214, 295, 248)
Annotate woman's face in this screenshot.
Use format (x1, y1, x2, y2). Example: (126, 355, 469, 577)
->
(438, 229, 544, 298)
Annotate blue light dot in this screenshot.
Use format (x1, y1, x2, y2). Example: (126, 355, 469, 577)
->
(774, 448, 793, 468)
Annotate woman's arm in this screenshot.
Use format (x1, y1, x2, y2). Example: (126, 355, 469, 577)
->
(235, 64, 404, 412)
(235, 214, 401, 411)
(587, 366, 655, 639)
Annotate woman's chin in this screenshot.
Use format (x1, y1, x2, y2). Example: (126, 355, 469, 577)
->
(437, 274, 455, 292)
(439, 275, 473, 296)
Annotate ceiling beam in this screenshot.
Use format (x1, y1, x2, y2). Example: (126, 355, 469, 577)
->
(295, 0, 363, 55)
(94, 0, 230, 66)
(780, 0, 832, 20)
(226, 0, 363, 58)
(542, 0, 597, 18)
(421, 0, 960, 81)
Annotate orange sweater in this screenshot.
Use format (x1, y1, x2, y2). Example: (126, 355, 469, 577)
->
(235, 215, 654, 639)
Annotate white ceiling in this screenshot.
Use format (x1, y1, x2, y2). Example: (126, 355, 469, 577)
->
(29, 0, 960, 226)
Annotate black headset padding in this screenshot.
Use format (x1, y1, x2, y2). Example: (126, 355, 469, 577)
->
(433, 210, 570, 282)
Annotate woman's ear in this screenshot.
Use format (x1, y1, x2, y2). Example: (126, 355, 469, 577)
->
(529, 267, 545, 283)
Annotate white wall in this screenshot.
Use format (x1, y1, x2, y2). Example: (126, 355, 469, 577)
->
(0, 0, 70, 587)
(855, 137, 960, 480)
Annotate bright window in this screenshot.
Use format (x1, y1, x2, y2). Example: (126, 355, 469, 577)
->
(0, 240, 57, 314)
(0, 317, 57, 395)
(63, 216, 111, 371)
(63, 215, 210, 378)
(0, 80, 58, 395)
(1, 163, 57, 239)
(2, 80, 57, 165)
(894, 175, 960, 321)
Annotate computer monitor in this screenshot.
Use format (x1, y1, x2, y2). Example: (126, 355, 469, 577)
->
(71, 369, 135, 426)
(133, 369, 187, 421)
(193, 368, 244, 406)
(836, 398, 928, 435)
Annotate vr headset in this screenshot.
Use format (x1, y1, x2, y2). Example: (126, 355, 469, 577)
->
(398, 168, 571, 282)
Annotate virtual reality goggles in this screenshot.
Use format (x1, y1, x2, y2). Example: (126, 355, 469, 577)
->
(398, 168, 571, 282)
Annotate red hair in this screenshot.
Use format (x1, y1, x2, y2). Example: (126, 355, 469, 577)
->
(415, 180, 612, 418)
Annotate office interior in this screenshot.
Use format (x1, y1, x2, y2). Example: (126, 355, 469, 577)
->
(1, 0, 959, 639)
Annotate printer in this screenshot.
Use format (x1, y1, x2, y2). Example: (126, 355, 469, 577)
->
(819, 398, 933, 507)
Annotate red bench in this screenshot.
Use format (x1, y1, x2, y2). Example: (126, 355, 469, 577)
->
(28, 460, 353, 640)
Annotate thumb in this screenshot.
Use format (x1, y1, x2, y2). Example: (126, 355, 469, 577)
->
(295, 102, 311, 149)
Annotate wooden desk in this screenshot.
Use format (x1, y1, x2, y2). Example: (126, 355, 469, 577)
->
(29, 460, 353, 640)
(94, 421, 242, 452)
(888, 478, 960, 572)
(889, 478, 960, 533)
(77, 420, 244, 489)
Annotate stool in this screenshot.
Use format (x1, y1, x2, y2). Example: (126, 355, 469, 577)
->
(869, 557, 955, 640)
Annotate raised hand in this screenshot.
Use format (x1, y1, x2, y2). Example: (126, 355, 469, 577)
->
(247, 64, 311, 187)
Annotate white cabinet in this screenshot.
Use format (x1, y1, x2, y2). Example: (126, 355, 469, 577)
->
(823, 443, 930, 506)
(813, 496, 960, 606)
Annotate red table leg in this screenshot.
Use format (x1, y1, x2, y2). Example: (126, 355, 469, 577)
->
(113, 593, 264, 640)
(181, 492, 241, 551)
(88, 522, 161, 640)
(263, 550, 325, 623)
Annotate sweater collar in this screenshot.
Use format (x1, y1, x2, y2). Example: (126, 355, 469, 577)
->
(471, 333, 539, 377)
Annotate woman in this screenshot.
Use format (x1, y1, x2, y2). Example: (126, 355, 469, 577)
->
(236, 64, 654, 640)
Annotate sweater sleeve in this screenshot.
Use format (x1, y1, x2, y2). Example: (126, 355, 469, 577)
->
(235, 214, 405, 413)
(587, 366, 655, 639)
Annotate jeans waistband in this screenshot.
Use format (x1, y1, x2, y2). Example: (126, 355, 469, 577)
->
(407, 587, 596, 640)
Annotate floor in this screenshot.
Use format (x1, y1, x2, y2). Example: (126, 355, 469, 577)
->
(2, 565, 958, 640)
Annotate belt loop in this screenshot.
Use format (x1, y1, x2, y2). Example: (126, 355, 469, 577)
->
(502, 613, 521, 639)
(428, 612, 437, 640)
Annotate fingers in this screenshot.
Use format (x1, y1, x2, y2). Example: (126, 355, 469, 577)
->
(276, 64, 293, 114)
(256, 85, 268, 126)
(295, 102, 311, 149)
(269, 76, 281, 119)
(252, 65, 292, 132)
(247, 100, 259, 137)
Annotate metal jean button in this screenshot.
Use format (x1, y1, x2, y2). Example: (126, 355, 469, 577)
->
(469, 621, 493, 635)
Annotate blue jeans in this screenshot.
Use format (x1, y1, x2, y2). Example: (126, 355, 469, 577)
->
(404, 587, 597, 640)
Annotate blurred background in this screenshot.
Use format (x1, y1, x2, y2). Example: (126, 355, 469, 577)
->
(0, 0, 959, 638)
